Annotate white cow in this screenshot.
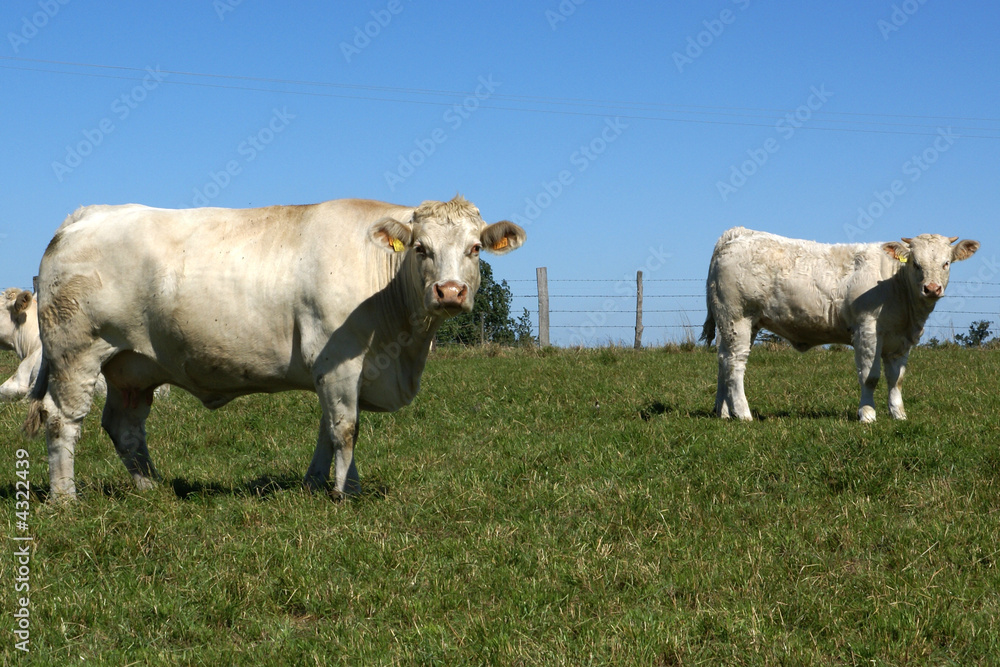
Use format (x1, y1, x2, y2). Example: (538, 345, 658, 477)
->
(702, 227, 979, 422)
(1, 288, 42, 401)
(25, 196, 525, 500)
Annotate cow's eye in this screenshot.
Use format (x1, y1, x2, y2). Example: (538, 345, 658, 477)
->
(470, 243, 482, 256)
(413, 243, 427, 257)
(943, 261, 951, 269)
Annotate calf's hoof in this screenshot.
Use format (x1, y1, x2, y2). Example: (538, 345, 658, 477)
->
(858, 406, 877, 423)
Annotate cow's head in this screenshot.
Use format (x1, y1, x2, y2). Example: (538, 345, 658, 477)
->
(1, 288, 34, 348)
(882, 235, 979, 299)
(368, 196, 525, 315)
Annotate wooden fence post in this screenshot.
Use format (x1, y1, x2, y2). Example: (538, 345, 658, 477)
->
(634, 270, 643, 349)
(536, 267, 549, 347)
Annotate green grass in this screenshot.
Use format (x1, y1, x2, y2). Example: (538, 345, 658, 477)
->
(3, 345, 1000, 665)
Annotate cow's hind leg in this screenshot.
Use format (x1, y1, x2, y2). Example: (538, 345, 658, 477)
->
(101, 384, 159, 490)
(716, 318, 754, 420)
(39, 353, 106, 500)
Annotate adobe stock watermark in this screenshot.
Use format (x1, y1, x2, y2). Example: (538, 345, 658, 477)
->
(716, 84, 833, 202)
(213, 0, 244, 20)
(545, 0, 586, 31)
(340, 0, 411, 63)
(673, 0, 751, 73)
(567, 245, 672, 347)
(843, 127, 957, 241)
(878, 0, 930, 40)
(383, 75, 500, 192)
(182, 107, 295, 207)
(51, 66, 168, 183)
(12, 448, 33, 653)
(510, 117, 628, 227)
(7, 0, 71, 53)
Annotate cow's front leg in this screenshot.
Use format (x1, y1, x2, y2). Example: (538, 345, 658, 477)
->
(884, 354, 908, 420)
(0, 349, 40, 401)
(853, 328, 881, 423)
(305, 373, 361, 497)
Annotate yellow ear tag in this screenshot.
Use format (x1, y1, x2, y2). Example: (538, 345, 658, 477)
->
(493, 236, 509, 251)
(898, 256, 908, 263)
(391, 238, 405, 252)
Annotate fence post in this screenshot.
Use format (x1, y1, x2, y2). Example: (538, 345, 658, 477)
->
(536, 267, 549, 347)
(479, 313, 486, 346)
(634, 270, 643, 349)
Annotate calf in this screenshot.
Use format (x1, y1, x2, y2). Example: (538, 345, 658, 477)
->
(702, 227, 979, 421)
(0, 288, 42, 401)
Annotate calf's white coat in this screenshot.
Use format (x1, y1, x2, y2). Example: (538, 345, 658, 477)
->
(702, 227, 978, 421)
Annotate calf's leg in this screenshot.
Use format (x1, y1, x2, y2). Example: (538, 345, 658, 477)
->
(716, 318, 754, 420)
(853, 328, 882, 423)
(884, 354, 908, 420)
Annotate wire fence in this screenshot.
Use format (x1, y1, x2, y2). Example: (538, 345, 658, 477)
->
(506, 275, 1000, 347)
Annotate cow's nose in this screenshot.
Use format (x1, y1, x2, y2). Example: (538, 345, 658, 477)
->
(923, 283, 943, 298)
(433, 281, 468, 308)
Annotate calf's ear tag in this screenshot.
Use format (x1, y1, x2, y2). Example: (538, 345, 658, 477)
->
(492, 236, 509, 251)
(898, 257, 908, 264)
(391, 238, 405, 252)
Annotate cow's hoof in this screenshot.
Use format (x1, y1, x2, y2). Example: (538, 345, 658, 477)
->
(858, 406, 877, 423)
(132, 476, 158, 491)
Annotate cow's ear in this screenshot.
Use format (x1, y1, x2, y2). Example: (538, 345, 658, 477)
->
(481, 221, 526, 255)
(952, 239, 979, 262)
(882, 241, 910, 261)
(368, 217, 413, 253)
(13, 290, 33, 315)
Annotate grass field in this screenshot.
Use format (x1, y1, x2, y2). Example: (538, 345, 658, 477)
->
(3, 344, 1000, 665)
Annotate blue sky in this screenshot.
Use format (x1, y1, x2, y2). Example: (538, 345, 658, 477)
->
(2, 1, 998, 345)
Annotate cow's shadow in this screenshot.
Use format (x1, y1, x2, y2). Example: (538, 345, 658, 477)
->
(636, 401, 851, 422)
(0, 475, 387, 503)
(171, 474, 388, 501)
(638, 401, 716, 420)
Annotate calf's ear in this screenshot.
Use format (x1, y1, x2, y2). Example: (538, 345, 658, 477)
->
(368, 216, 413, 253)
(481, 221, 526, 255)
(882, 241, 910, 261)
(951, 239, 979, 262)
(13, 290, 33, 315)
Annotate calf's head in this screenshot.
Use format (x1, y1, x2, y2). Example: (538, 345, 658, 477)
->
(883, 234, 979, 299)
(1, 288, 34, 348)
(369, 195, 525, 315)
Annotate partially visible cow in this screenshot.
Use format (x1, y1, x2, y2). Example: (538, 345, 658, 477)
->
(701, 227, 979, 422)
(25, 196, 525, 500)
(1, 288, 42, 401)
(1, 287, 116, 401)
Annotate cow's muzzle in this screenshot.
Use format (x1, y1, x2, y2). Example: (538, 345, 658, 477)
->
(431, 280, 470, 311)
(922, 283, 943, 298)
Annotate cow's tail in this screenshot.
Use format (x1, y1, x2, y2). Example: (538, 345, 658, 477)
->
(701, 308, 716, 346)
(22, 353, 49, 438)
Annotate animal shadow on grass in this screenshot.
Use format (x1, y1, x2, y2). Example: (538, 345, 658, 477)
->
(171, 474, 388, 502)
(638, 401, 716, 420)
(636, 401, 849, 421)
(758, 408, 853, 421)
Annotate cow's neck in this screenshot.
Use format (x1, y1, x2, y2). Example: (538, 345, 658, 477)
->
(372, 255, 441, 360)
(891, 270, 937, 342)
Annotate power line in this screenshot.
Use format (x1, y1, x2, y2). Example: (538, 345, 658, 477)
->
(4, 57, 1000, 138)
